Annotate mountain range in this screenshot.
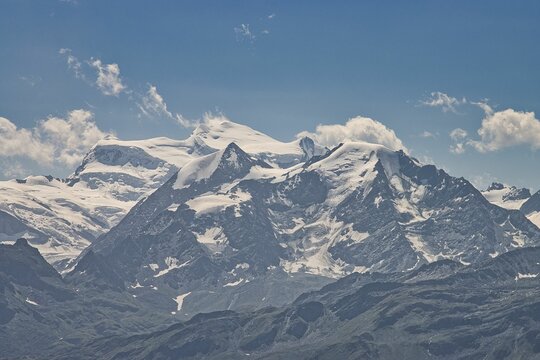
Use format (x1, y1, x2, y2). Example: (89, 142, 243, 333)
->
(2, 118, 540, 359)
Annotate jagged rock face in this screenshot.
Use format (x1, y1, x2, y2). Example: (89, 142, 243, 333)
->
(70, 141, 540, 317)
(521, 190, 540, 227)
(503, 187, 531, 201)
(486, 182, 505, 191)
(49, 246, 540, 360)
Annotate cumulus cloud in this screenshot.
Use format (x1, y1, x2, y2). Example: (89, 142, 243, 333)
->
(420, 91, 467, 113)
(418, 92, 540, 154)
(0, 110, 111, 172)
(88, 58, 126, 96)
(234, 24, 256, 42)
(443, 99, 540, 154)
(138, 84, 197, 128)
(469, 108, 540, 152)
(297, 116, 407, 152)
(0, 117, 53, 164)
(40, 109, 111, 166)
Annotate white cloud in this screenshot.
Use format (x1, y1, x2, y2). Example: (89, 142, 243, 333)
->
(19, 75, 42, 87)
(89, 58, 126, 96)
(420, 91, 466, 113)
(450, 128, 468, 141)
(469, 172, 498, 191)
(61, 50, 193, 130)
(449, 128, 468, 154)
(419, 130, 436, 138)
(234, 24, 256, 42)
(139, 85, 172, 118)
(174, 113, 197, 128)
(297, 116, 407, 152)
(0, 117, 52, 164)
(0, 160, 27, 179)
(138, 84, 197, 128)
(469, 108, 540, 152)
(415, 154, 435, 165)
(59, 48, 86, 80)
(0, 110, 111, 173)
(39, 109, 111, 166)
(445, 101, 540, 154)
(419, 93, 540, 154)
(471, 100, 493, 115)
(268, 13, 275, 19)
(60, 49, 125, 96)
(449, 142, 466, 154)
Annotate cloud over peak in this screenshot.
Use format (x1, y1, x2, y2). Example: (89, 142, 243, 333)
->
(0, 110, 111, 176)
(139, 85, 172, 118)
(298, 116, 407, 152)
(138, 84, 197, 128)
(41, 109, 110, 166)
(0, 117, 52, 164)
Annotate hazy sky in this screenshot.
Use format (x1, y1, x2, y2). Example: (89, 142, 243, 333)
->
(1, 0, 540, 190)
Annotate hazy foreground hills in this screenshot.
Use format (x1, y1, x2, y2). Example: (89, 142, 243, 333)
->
(2, 238, 540, 359)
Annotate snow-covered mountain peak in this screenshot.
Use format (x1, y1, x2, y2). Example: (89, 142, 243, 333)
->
(173, 142, 263, 189)
(482, 182, 531, 210)
(73, 135, 200, 173)
(305, 141, 403, 190)
(218, 142, 257, 169)
(188, 117, 326, 167)
(298, 136, 317, 159)
(13, 175, 59, 187)
(190, 117, 288, 153)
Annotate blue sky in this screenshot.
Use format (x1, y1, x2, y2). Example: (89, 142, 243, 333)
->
(1, 0, 540, 190)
